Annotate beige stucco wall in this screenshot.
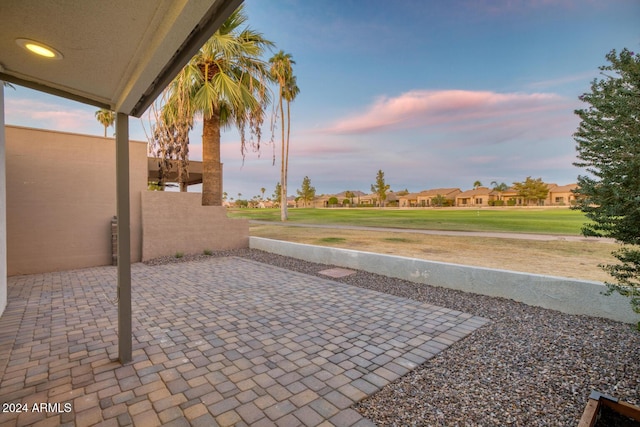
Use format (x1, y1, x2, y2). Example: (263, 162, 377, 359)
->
(5, 125, 146, 275)
(0, 86, 7, 315)
(141, 191, 248, 261)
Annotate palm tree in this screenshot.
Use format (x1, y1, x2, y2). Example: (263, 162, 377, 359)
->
(163, 69, 195, 192)
(95, 108, 115, 137)
(345, 191, 355, 206)
(269, 50, 297, 221)
(473, 180, 483, 189)
(148, 81, 193, 192)
(166, 5, 273, 206)
(490, 181, 508, 202)
(283, 74, 299, 212)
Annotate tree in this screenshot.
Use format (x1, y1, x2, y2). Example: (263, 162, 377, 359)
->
(270, 50, 299, 221)
(147, 84, 192, 192)
(573, 48, 640, 315)
(296, 176, 316, 207)
(432, 194, 447, 207)
(95, 108, 115, 137)
(283, 74, 299, 207)
(160, 71, 194, 192)
(345, 191, 355, 206)
(260, 187, 266, 200)
(166, 5, 273, 206)
(491, 181, 509, 205)
(491, 181, 508, 198)
(512, 177, 549, 206)
(473, 180, 483, 189)
(371, 169, 390, 207)
(273, 182, 282, 206)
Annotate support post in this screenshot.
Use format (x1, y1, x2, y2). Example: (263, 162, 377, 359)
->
(116, 112, 132, 363)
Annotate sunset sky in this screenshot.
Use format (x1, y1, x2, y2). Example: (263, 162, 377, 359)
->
(4, 0, 639, 199)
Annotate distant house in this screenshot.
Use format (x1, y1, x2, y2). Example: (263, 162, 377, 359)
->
(501, 187, 522, 206)
(301, 184, 578, 209)
(501, 183, 579, 206)
(311, 195, 330, 208)
(398, 192, 421, 207)
(257, 200, 275, 209)
(417, 188, 461, 207)
(547, 183, 579, 206)
(358, 193, 379, 206)
(335, 190, 366, 206)
(455, 187, 494, 207)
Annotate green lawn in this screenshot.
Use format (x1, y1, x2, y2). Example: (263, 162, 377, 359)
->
(227, 207, 589, 235)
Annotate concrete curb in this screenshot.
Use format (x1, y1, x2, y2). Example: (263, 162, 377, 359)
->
(250, 237, 638, 324)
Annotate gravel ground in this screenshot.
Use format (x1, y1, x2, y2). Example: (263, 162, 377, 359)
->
(145, 249, 640, 426)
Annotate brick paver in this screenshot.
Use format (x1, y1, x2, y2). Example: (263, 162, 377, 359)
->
(0, 257, 488, 426)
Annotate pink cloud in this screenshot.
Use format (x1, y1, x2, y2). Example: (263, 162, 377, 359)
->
(526, 71, 597, 89)
(5, 98, 98, 133)
(323, 89, 571, 140)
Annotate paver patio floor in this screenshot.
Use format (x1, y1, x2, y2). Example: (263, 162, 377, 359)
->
(0, 257, 488, 426)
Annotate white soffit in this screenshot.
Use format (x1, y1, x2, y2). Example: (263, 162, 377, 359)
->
(0, 0, 241, 117)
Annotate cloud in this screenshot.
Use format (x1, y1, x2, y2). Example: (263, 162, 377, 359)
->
(5, 98, 98, 133)
(468, 0, 590, 16)
(322, 89, 573, 143)
(526, 71, 598, 89)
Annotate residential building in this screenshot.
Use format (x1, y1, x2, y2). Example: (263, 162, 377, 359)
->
(455, 187, 495, 207)
(548, 183, 579, 206)
(502, 183, 580, 206)
(398, 192, 421, 207)
(416, 188, 462, 207)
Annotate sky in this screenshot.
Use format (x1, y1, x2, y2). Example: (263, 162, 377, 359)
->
(4, 0, 640, 199)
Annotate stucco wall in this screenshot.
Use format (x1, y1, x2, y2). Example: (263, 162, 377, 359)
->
(250, 237, 638, 324)
(5, 126, 146, 275)
(141, 191, 248, 261)
(0, 86, 6, 315)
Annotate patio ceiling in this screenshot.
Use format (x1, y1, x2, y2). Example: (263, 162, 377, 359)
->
(0, 0, 241, 117)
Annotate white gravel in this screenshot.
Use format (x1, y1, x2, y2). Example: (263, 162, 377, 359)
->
(145, 249, 640, 426)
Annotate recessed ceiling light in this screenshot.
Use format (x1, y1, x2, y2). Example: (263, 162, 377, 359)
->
(16, 38, 63, 60)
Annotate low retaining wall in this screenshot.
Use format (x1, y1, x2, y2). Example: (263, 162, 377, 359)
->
(250, 237, 638, 324)
(142, 192, 248, 261)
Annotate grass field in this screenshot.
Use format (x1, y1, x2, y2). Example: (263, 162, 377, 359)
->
(227, 207, 615, 281)
(248, 223, 616, 281)
(228, 207, 589, 235)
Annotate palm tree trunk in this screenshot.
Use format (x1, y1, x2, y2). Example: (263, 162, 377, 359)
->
(178, 123, 189, 192)
(179, 168, 188, 192)
(285, 99, 291, 210)
(202, 108, 222, 206)
(279, 90, 287, 221)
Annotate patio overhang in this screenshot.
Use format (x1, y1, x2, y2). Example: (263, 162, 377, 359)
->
(148, 158, 204, 187)
(0, 0, 242, 363)
(0, 0, 242, 118)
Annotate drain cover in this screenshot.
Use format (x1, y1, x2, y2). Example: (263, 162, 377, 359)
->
(318, 268, 356, 278)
